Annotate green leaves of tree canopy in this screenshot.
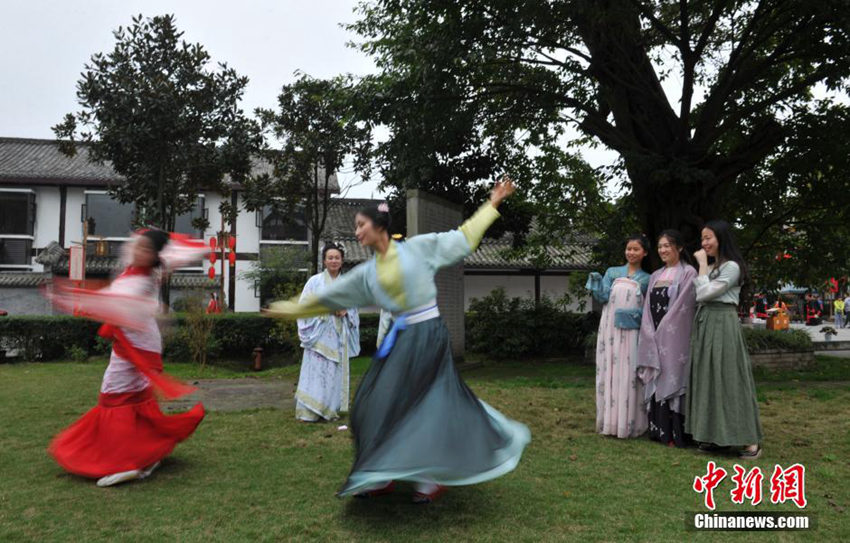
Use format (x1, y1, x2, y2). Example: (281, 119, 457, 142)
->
(347, 0, 850, 259)
(245, 74, 372, 274)
(53, 14, 261, 233)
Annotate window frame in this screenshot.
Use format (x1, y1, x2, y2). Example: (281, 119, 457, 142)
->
(257, 200, 310, 244)
(82, 190, 135, 241)
(0, 188, 36, 269)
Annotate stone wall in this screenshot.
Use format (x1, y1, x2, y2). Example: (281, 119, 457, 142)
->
(406, 189, 465, 360)
(749, 350, 815, 370)
(0, 287, 54, 315)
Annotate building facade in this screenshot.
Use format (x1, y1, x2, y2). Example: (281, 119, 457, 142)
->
(1, 137, 592, 315)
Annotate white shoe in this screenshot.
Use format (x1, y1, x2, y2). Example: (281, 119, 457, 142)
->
(96, 469, 142, 487)
(139, 461, 161, 480)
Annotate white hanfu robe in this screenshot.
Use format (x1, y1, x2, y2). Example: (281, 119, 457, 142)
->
(295, 270, 360, 421)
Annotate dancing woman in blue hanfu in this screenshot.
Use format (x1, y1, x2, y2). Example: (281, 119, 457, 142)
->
(266, 178, 530, 504)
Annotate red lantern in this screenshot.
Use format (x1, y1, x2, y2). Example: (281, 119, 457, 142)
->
(228, 235, 236, 251)
(228, 252, 236, 266)
(208, 267, 215, 279)
(209, 252, 217, 264)
(209, 237, 217, 249)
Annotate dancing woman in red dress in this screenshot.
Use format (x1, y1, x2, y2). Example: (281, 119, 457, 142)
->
(48, 229, 206, 487)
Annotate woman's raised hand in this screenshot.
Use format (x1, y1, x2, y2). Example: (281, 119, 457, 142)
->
(490, 175, 516, 208)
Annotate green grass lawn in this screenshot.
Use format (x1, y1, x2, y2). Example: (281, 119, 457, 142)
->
(1, 356, 848, 542)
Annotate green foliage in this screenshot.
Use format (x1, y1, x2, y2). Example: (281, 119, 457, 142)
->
(348, 0, 850, 263)
(66, 345, 89, 363)
(728, 104, 850, 292)
(241, 245, 311, 307)
(742, 328, 813, 353)
(179, 292, 220, 370)
(0, 316, 101, 361)
(0, 312, 380, 366)
(358, 313, 380, 355)
(246, 74, 372, 274)
(52, 13, 260, 232)
(466, 288, 597, 359)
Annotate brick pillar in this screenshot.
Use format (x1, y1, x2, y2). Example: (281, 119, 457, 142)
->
(406, 189, 465, 360)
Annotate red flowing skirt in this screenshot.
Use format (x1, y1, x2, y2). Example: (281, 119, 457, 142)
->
(49, 388, 205, 478)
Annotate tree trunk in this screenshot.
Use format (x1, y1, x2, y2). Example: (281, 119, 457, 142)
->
(628, 161, 724, 267)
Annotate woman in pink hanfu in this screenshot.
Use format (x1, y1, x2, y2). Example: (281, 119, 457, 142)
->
(586, 235, 651, 439)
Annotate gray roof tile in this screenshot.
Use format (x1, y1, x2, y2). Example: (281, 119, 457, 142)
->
(0, 272, 52, 287)
(0, 138, 337, 191)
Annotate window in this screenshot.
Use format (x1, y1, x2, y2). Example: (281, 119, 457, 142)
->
(0, 238, 32, 267)
(0, 190, 35, 236)
(0, 189, 36, 268)
(174, 196, 207, 236)
(258, 204, 308, 242)
(83, 192, 134, 238)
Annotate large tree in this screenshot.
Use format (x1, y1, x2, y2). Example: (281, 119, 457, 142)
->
(348, 0, 850, 249)
(53, 14, 259, 237)
(245, 74, 372, 275)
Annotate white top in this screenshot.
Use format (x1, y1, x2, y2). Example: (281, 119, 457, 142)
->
(100, 272, 160, 394)
(695, 261, 741, 305)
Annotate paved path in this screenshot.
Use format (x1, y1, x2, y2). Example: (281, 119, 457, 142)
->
(162, 378, 294, 413)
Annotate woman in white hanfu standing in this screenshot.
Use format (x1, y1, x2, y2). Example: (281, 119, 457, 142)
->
(295, 243, 360, 422)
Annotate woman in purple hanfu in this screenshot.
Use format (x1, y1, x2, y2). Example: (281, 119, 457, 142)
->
(637, 230, 697, 448)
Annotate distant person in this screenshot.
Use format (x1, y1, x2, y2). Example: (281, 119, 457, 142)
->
(206, 292, 222, 314)
(587, 234, 651, 439)
(834, 296, 845, 329)
(844, 293, 850, 327)
(294, 243, 360, 422)
(805, 293, 822, 325)
(688, 220, 763, 459)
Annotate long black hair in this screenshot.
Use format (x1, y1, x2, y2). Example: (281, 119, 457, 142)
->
(657, 229, 697, 269)
(702, 220, 750, 286)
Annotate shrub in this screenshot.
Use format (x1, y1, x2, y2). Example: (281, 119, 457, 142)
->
(0, 316, 101, 361)
(359, 312, 380, 355)
(466, 288, 596, 359)
(66, 345, 89, 362)
(743, 327, 813, 353)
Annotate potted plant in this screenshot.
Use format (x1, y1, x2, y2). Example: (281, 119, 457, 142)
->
(820, 326, 838, 341)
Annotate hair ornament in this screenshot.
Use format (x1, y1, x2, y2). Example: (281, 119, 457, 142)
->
(377, 202, 390, 213)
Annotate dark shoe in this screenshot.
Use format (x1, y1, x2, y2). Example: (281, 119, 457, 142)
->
(698, 442, 731, 454)
(412, 485, 446, 504)
(739, 445, 762, 460)
(353, 481, 395, 499)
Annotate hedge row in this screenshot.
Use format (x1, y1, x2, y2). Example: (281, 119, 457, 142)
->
(742, 327, 813, 353)
(466, 288, 598, 359)
(0, 302, 812, 365)
(0, 312, 382, 364)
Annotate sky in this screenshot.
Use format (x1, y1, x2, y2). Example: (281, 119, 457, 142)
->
(0, 0, 388, 197)
(0, 1, 623, 199)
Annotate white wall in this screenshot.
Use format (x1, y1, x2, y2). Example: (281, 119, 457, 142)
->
(64, 187, 85, 248)
(33, 186, 60, 249)
(234, 259, 260, 312)
(463, 273, 590, 312)
(234, 192, 260, 252)
(465, 274, 533, 308)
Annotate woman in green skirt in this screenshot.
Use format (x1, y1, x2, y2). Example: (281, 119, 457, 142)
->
(688, 220, 763, 459)
(265, 177, 530, 503)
